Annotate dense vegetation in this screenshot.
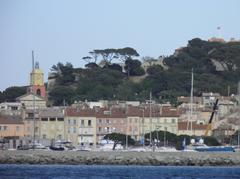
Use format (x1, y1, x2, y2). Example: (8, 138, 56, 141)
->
(1, 38, 240, 105)
(0, 86, 27, 103)
(47, 39, 240, 106)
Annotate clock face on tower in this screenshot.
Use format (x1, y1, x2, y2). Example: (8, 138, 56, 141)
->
(34, 74, 43, 85)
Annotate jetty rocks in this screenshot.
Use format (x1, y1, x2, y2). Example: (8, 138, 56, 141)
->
(0, 151, 240, 166)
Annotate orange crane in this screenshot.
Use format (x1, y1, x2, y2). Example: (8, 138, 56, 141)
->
(204, 99, 219, 136)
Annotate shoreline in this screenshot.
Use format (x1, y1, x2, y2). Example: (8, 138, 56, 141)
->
(1, 150, 240, 166)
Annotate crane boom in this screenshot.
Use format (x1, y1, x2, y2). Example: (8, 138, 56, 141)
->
(204, 99, 219, 136)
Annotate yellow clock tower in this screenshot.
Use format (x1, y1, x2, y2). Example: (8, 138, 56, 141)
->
(30, 62, 46, 97)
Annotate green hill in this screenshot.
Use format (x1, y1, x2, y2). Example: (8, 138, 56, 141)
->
(47, 38, 240, 106)
(2, 39, 238, 106)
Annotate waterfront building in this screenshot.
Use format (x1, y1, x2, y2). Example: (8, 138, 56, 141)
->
(21, 109, 41, 141)
(178, 121, 210, 136)
(138, 106, 179, 136)
(39, 107, 65, 141)
(96, 107, 127, 144)
(127, 106, 142, 141)
(0, 115, 25, 138)
(65, 108, 97, 147)
(0, 102, 22, 116)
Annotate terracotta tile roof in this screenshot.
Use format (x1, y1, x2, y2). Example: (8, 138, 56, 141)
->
(65, 106, 179, 118)
(39, 108, 64, 118)
(127, 106, 180, 117)
(178, 121, 208, 130)
(178, 96, 202, 104)
(65, 107, 96, 117)
(127, 106, 142, 117)
(96, 108, 126, 118)
(0, 115, 24, 124)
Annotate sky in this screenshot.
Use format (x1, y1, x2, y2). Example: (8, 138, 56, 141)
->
(0, 0, 240, 91)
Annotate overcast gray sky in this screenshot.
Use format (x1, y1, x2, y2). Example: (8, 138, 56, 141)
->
(0, 0, 240, 91)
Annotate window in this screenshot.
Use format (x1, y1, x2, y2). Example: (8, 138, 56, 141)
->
(99, 119, 102, 124)
(68, 127, 70, 133)
(41, 118, 48, 121)
(42, 134, 46, 139)
(12, 106, 18, 110)
(58, 135, 62, 140)
(171, 118, 176, 123)
(98, 127, 102, 132)
(88, 120, 91, 126)
(73, 127, 76, 133)
(106, 119, 110, 124)
(28, 113, 34, 118)
(57, 118, 64, 121)
(3, 126, 7, 131)
(73, 119, 77, 125)
(50, 118, 55, 121)
(81, 120, 84, 126)
(68, 119, 71, 125)
(16, 126, 20, 132)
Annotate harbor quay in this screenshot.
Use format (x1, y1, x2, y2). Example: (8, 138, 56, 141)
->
(0, 150, 240, 166)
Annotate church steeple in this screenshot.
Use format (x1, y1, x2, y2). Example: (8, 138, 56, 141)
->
(29, 52, 46, 98)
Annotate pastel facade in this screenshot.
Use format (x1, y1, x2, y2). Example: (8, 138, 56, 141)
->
(22, 109, 41, 139)
(134, 106, 179, 136)
(96, 108, 127, 143)
(16, 94, 47, 109)
(39, 108, 65, 140)
(0, 116, 25, 138)
(178, 121, 210, 136)
(65, 108, 97, 146)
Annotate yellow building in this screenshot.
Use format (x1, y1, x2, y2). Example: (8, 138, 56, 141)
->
(22, 109, 41, 139)
(39, 108, 65, 141)
(139, 106, 179, 136)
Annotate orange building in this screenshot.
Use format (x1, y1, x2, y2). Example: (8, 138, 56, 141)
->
(0, 115, 25, 138)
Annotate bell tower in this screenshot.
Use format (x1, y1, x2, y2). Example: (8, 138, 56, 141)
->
(30, 52, 46, 98)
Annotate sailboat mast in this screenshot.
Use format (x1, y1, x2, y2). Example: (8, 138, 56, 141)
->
(190, 69, 194, 134)
(32, 50, 36, 147)
(149, 91, 152, 147)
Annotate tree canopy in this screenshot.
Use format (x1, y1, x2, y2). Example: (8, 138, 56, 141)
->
(104, 132, 135, 150)
(0, 86, 27, 102)
(46, 40, 240, 105)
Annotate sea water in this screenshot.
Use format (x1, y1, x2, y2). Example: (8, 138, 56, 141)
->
(0, 164, 240, 179)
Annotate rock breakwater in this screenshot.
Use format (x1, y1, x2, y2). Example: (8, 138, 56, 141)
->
(0, 150, 240, 166)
